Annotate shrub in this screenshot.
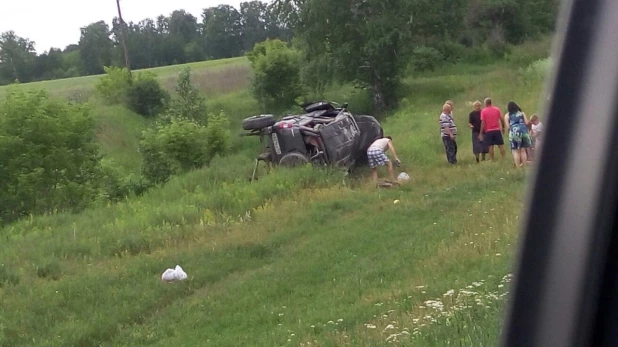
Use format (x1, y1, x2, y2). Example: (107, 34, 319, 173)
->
(95, 66, 132, 105)
(431, 42, 467, 64)
(166, 67, 208, 124)
(97, 158, 151, 201)
(247, 39, 303, 111)
(204, 111, 231, 160)
(36, 259, 63, 280)
(519, 58, 554, 86)
(139, 112, 230, 184)
(0, 88, 103, 225)
(127, 72, 170, 117)
(409, 46, 444, 73)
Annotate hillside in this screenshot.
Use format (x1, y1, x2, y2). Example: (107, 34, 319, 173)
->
(0, 46, 550, 346)
(0, 57, 250, 102)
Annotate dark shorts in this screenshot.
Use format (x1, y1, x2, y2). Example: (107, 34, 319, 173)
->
(484, 130, 504, 146)
(472, 132, 489, 154)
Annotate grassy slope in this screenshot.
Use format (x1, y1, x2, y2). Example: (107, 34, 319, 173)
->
(0, 55, 549, 346)
(0, 57, 249, 101)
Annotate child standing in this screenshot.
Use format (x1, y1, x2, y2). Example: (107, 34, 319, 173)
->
(530, 114, 544, 152)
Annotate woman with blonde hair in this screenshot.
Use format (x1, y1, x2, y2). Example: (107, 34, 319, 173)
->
(468, 100, 487, 162)
(439, 103, 458, 164)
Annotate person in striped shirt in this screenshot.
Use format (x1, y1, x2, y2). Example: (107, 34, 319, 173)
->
(440, 103, 458, 165)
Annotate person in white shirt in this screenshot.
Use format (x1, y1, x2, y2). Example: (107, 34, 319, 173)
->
(367, 136, 400, 183)
(530, 114, 544, 152)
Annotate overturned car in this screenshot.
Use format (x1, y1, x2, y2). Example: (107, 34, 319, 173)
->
(241, 101, 384, 180)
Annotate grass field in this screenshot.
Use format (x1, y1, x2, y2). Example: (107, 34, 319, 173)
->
(0, 47, 551, 346)
(0, 57, 250, 101)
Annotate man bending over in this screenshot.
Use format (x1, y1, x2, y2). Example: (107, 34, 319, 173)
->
(367, 136, 400, 183)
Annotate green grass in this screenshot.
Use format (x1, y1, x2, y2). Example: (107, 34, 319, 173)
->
(0, 45, 552, 346)
(0, 57, 249, 101)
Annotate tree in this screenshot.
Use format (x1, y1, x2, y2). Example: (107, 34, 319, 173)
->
(0, 31, 37, 84)
(202, 5, 244, 58)
(247, 39, 302, 110)
(293, 0, 412, 113)
(169, 10, 200, 44)
(78, 21, 113, 75)
(166, 67, 208, 124)
(240, 1, 270, 51)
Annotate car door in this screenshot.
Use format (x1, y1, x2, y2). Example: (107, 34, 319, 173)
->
(317, 112, 361, 168)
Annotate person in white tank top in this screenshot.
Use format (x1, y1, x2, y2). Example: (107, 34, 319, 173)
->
(367, 136, 400, 183)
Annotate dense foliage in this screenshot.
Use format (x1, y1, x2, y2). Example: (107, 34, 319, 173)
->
(247, 39, 302, 110)
(95, 67, 170, 117)
(0, 89, 103, 224)
(165, 68, 208, 124)
(276, 0, 559, 112)
(139, 113, 230, 184)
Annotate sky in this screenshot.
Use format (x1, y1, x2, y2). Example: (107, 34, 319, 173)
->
(1, 0, 244, 54)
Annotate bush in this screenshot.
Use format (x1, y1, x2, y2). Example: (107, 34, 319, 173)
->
(139, 113, 230, 184)
(519, 58, 554, 86)
(247, 39, 303, 111)
(409, 46, 444, 73)
(204, 111, 231, 160)
(166, 67, 208, 124)
(36, 259, 63, 280)
(95, 66, 132, 105)
(96, 67, 170, 118)
(127, 72, 170, 117)
(97, 158, 151, 201)
(0, 88, 103, 225)
(431, 42, 467, 64)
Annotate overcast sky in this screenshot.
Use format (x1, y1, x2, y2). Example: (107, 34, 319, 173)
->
(2, 0, 244, 54)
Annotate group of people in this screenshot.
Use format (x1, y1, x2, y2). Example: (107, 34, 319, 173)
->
(364, 97, 545, 183)
(440, 98, 544, 167)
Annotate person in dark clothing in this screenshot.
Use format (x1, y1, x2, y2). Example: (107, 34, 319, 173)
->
(468, 100, 488, 162)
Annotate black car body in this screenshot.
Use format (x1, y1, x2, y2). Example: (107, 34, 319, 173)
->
(241, 101, 383, 179)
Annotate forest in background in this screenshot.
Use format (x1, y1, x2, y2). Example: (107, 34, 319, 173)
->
(1, 0, 558, 88)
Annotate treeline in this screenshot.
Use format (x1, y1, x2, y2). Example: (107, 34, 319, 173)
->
(0, 2, 289, 85)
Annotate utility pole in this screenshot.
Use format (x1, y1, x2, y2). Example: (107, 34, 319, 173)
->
(116, 0, 131, 75)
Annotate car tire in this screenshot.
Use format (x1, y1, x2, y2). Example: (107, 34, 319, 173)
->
(279, 152, 309, 167)
(242, 114, 276, 131)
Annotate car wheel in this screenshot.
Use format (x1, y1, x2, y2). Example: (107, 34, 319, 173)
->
(279, 152, 309, 167)
(242, 114, 276, 131)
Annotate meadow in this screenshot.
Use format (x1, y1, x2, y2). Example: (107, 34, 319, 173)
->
(0, 43, 551, 346)
(0, 57, 250, 102)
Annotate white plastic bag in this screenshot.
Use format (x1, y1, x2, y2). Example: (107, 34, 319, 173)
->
(161, 265, 188, 282)
(398, 172, 411, 182)
(161, 268, 176, 282)
(174, 265, 187, 281)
